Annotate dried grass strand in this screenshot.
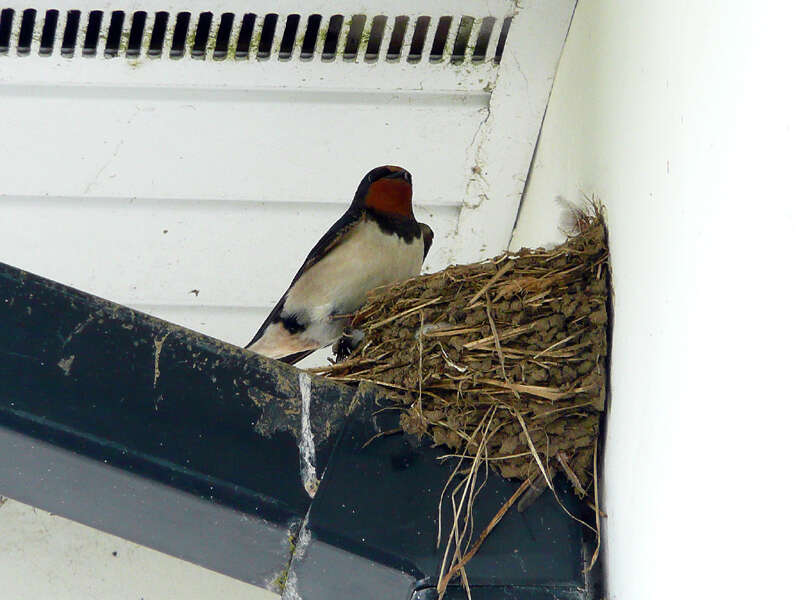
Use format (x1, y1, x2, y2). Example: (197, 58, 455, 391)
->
(317, 201, 609, 587)
(437, 477, 532, 594)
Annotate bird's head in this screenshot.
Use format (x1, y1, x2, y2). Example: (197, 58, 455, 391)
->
(353, 165, 414, 218)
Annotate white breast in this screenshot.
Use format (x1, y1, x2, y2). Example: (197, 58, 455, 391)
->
(283, 218, 424, 343)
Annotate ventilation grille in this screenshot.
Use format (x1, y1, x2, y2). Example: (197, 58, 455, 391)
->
(0, 9, 513, 64)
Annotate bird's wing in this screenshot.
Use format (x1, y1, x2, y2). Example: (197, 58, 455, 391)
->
(289, 209, 364, 287)
(420, 222, 434, 260)
(245, 292, 288, 348)
(278, 349, 317, 365)
(245, 209, 363, 349)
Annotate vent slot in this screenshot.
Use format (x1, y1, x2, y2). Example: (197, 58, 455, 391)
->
(471, 17, 496, 63)
(104, 11, 124, 57)
(82, 10, 102, 57)
(386, 16, 409, 61)
(407, 16, 430, 63)
(364, 16, 387, 63)
(451, 16, 474, 64)
(192, 12, 212, 59)
(342, 14, 365, 61)
(300, 14, 322, 60)
(17, 8, 36, 56)
(321, 15, 343, 61)
(429, 16, 452, 63)
(0, 10, 512, 66)
(235, 13, 256, 60)
(494, 16, 513, 64)
(170, 12, 190, 58)
(148, 11, 169, 57)
(127, 11, 147, 58)
(61, 10, 80, 58)
(0, 8, 13, 55)
(39, 9, 58, 56)
(279, 14, 300, 60)
(257, 13, 278, 60)
(214, 13, 235, 60)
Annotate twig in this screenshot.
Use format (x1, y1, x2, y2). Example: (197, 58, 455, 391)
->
(466, 261, 514, 307)
(556, 451, 587, 496)
(476, 378, 591, 401)
(437, 477, 532, 593)
(361, 428, 402, 449)
(437, 411, 491, 590)
(418, 312, 424, 405)
(584, 439, 601, 572)
(438, 342, 468, 373)
(462, 319, 547, 350)
(511, 407, 553, 492)
(367, 296, 443, 330)
(531, 329, 588, 360)
(485, 297, 509, 385)
(436, 409, 492, 548)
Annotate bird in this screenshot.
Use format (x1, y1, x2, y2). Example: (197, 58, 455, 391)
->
(245, 165, 434, 364)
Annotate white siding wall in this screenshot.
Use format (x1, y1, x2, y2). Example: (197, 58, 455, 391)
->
(1, 0, 575, 362)
(511, 1, 800, 598)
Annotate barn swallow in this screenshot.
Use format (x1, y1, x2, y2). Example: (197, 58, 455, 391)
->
(246, 165, 434, 364)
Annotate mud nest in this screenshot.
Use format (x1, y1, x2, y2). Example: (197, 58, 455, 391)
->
(317, 206, 609, 508)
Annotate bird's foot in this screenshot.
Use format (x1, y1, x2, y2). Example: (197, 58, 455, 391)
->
(333, 327, 365, 363)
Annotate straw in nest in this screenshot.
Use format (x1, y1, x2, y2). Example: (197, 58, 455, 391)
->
(315, 203, 609, 594)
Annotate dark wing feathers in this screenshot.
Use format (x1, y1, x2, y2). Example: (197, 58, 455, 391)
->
(278, 349, 316, 365)
(244, 209, 363, 349)
(244, 292, 287, 348)
(420, 222, 434, 259)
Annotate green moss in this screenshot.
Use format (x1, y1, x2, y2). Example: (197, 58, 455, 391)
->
(273, 569, 289, 591)
(466, 43, 476, 58)
(141, 23, 152, 56)
(270, 529, 297, 592)
(249, 30, 260, 56)
(119, 29, 129, 53)
(205, 29, 216, 58)
(443, 35, 454, 58)
(185, 28, 195, 54)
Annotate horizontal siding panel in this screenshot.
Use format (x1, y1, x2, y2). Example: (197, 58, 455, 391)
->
(0, 91, 485, 206)
(0, 0, 570, 361)
(0, 195, 459, 308)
